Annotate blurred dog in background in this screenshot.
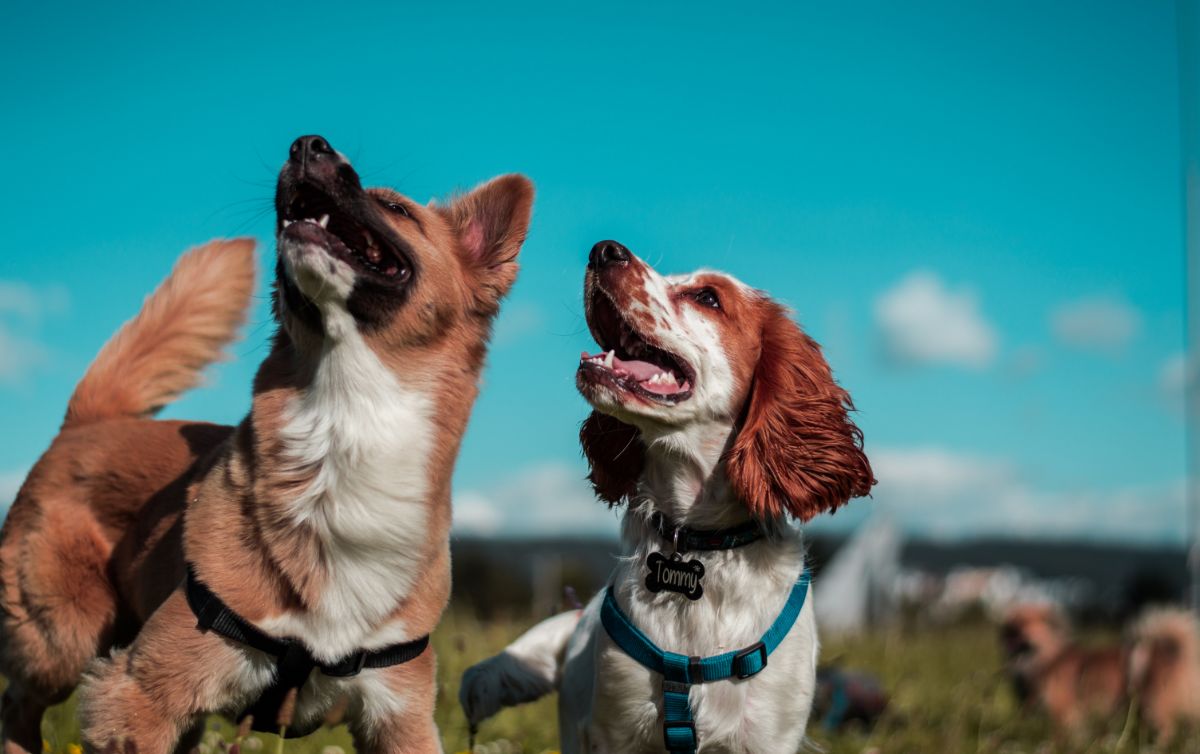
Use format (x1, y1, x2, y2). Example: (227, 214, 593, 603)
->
(1000, 602, 1200, 742)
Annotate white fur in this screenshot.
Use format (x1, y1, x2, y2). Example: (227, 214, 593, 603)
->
(463, 255, 821, 753)
(588, 267, 742, 430)
(247, 236, 437, 725)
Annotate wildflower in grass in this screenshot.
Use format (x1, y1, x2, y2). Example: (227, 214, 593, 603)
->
(236, 717, 254, 741)
(274, 688, 298, 754)
(41, 741, 50, 754)
(66, 744, 82, 754)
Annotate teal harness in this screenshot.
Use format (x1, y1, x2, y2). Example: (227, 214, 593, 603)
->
(599, 568, 812, 753)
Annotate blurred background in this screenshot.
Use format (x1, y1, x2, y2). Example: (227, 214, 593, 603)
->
(2, 1, 1198, 751)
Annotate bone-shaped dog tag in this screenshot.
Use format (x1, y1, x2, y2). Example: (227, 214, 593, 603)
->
(645, 551, 705, 600)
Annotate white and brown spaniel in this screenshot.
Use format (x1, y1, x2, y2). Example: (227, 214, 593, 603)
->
(461, 240, 874, 753)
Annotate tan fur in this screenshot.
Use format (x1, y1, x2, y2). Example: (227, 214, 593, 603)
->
(1001, 602, 1200, 742)
(64, 240, 257, 427)
(1128, 608, 1200, 741)
(1000, 603, 1126, 735)
(1, 146, 533, 754)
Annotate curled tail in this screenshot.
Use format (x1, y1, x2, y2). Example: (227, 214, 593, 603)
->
(459, 610, 582, 728)
(1128, 607, 1200, 688)
(1127, 607, 1200, 738)
(63, 239, 257, 428)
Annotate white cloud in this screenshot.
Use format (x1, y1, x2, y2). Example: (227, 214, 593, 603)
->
(1051, 295, 1141, 353)
(0, 324, 49, 382)
(0, 281, 69, 321)
(453, 461, 621, 537)
(874, 271, 998, 369)
(868, 446, 1185, 543)
(0, 280, 68, 382)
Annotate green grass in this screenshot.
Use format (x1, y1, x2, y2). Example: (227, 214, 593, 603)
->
(30, 614, 1200, 754)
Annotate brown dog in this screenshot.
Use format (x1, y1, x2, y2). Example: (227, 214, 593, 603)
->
(1000, 603, 1126, 734)
(1001, 602, 1200, 742)
(1128, 608, 1200, 742)
(0, 135, 533, 754)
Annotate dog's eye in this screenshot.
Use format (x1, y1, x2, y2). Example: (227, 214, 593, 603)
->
(694, 288, 721, 309)
(383, 201, 411, 219)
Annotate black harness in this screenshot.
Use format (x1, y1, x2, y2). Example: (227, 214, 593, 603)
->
(185, 565, 429, 734)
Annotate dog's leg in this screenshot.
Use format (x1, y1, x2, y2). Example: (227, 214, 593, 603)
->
(348, 650, 442, 754)
(0, 506, 120, 754)
(460, 609, 582, 729)
(78, 591, 270, 754)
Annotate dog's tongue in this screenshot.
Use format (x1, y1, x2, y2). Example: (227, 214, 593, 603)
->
(614, 357, 663, 382)
(580, 351, 686, 394)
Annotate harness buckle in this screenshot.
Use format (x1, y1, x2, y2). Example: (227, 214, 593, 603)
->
(732, 641, 768, 679)
(663, 719, 696, 751)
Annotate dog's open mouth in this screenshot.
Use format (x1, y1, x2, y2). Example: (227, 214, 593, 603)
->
(579, 289, 694, 404)
(279, 184, 411, 283)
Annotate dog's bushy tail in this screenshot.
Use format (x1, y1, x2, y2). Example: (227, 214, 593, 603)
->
(459, 610, 581, 728)
(1128, 607, 1200, 690)
(63, 239, 257, 428)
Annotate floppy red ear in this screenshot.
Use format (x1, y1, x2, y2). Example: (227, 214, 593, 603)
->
(725, 303, 875, 522)
(579, 411, 645, 505)
(440, 174, 534, 314)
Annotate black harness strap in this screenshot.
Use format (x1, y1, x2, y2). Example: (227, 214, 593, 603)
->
(185, 565, 429, 732)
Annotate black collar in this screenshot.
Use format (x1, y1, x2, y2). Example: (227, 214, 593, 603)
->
(648, 511, 766, 553)
(185, 564, 428, 735)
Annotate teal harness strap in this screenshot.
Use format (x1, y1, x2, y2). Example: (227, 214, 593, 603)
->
(600, 569, 812, 753)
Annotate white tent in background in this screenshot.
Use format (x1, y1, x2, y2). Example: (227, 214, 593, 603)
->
(814, 516, 901, 637)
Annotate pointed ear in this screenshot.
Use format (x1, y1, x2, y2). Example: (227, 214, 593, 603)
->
(579, 410, 645, 505)
(439, 174, 534, 314)
(725, 303, 875, 522)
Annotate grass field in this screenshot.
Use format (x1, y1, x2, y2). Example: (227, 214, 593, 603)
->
(30, 612, 1200, 754)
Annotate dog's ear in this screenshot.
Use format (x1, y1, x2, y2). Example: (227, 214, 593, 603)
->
(439, 174, 534, 315)
(726, 302, 875, 521)
(580, 411, 645, 505)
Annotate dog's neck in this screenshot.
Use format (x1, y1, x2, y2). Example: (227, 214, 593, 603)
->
(614, 419, 805, 654)
(233, 319, 463, 658)
(633, 419, 752, 530)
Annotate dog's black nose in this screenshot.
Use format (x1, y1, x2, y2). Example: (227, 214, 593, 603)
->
(589, 240, 631, 269)
(289, 135, 335, 163)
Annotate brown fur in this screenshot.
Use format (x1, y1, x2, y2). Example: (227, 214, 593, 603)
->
(579, 269, 874, 520)
(1128, 608, 1200, 741)
(1001, 602, 1200, 742)
(0, 155, 533, 754)
(64, 240, 257, 428)
(724, 301, 874, 522)
(1000, 604, 1125, 734)
(579, 411, 644, 505)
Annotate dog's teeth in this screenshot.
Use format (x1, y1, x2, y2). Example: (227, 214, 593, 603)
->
(318, 214, 330, 229)
(603, 351, 614, 369)
(283, 219, 293, 228)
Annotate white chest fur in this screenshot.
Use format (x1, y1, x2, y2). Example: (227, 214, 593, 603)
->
(586, 529, 820, 754)
(264, 313, 434, 663)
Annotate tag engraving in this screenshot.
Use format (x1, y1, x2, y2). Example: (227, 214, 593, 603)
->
(645, 551, 705, 600)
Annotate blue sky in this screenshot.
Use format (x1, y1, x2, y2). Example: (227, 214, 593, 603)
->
(0, 1, 1189, 542)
